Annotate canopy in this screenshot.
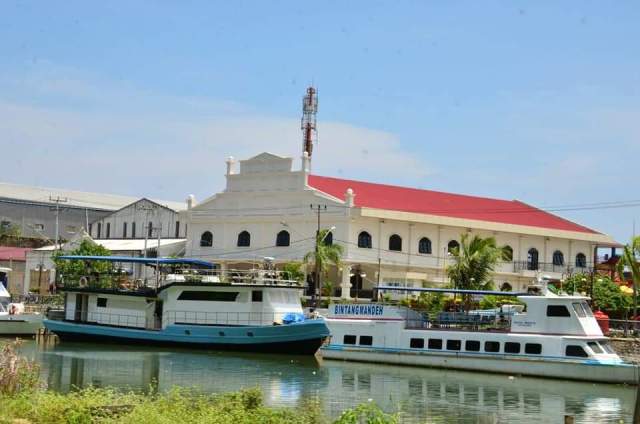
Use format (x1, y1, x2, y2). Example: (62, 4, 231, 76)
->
(57, 255, 215, 269)
(376, 285, 529, 297)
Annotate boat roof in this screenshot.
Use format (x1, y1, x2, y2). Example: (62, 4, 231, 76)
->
(57, 255, 216, 269)
(376, 286, 529, 296)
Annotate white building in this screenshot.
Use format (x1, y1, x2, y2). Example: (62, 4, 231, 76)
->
(184, 152, 617, 299)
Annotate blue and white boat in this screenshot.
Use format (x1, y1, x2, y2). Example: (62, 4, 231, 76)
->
(44, 256, 329, 355)
(321, 282, 640, 384)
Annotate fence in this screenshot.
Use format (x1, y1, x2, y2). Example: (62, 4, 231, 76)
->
(162, 310, 300, 327)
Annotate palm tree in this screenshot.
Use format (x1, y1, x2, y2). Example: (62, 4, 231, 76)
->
(447, 233, 505, 311)
(616, 236, 640, 317)
(304, 229, 343, 304)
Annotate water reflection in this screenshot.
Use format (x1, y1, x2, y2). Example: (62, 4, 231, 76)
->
(10, 337, 636, 423)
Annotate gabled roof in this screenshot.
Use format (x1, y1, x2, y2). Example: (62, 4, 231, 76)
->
(308, 175, 599, 234)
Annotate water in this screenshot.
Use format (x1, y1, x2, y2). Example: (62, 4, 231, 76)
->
(7, 336, 636, 423)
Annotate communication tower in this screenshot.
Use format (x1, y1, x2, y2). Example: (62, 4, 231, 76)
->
(301, 86, 318, 158)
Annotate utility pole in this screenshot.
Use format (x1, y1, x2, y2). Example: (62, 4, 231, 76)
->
(310, 204, 327, 307)
(49, 196, 68, 249)
(154, 224, 162, 290)
(138, 203, 157, 283)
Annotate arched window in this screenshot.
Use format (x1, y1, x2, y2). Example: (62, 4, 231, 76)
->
(502, 245, 513, 262)
(527, 248, 539, 270)
(418, 237, 432, 254)
(97, 223, 102, 238)
(276, 230, 290, 247)
(323, 231, 333, 246)
(358, 231, 372, 249)
(389, 234, 402, 251)
(200, 231, 213, 247)
(447, 240, 460, 254)
(131, 222, 136, 238)
(575, 253, 587, 268)
(500, 282, 512, 292)
(553, 250, 564, 266)
(106, 223, 111, 238)
(123, 222, 128, 238)
(148, 222, 153, 238)
(237, 230, 250, 247)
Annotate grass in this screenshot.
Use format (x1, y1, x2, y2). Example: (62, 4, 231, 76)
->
(0, 340, 397, 424)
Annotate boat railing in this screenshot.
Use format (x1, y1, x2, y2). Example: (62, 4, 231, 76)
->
(162, 310, 308, 327)
(402, 309, 512, 331)
(68, 310, 148, 329)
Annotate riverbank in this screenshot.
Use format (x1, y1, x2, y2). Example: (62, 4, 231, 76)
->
(611, 338, 640, 364)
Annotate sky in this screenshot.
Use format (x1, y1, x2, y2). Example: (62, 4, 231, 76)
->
(0, 1, 638, 242)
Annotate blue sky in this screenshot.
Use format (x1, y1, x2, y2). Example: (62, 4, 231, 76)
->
(1, 1, 638, 241)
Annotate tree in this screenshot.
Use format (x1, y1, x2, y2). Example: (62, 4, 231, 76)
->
(446, 233, 505, 310)
(282, 262, 305, 283)
(616, 236, 640, 317)
(0, 222, 21, 238)
(591, 276, 632, 318)
(52, 240, 113, 287)
(304, 229, 343, 302)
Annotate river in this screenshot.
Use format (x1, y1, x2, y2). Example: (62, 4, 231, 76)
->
(6, 336, 636, 423)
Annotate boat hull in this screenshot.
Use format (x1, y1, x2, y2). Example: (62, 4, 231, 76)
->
(0, 315, 43, 336)
(321, 345, 639, 385)
(44, 319, 329, 355)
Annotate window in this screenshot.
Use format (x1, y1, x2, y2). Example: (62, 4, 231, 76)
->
(547, 305, 570, 317)
(344, 335, 356, 345)
(88, 223, 93, 236)
(582, 302, 594, 317)
(106, 223, 111, 238)
(504, 342, 521, 354)
(123, 222, 128, 238)
(358, 231, 372, 249)
(527, 248, 539, 270)
(502, 245, 513, 262)
(359, 335, 373, 346)
(428, 339, 442, 350)
(175, 221, 180, 238)
(410, 338, 424, 349)
(131, 222, 136, 238)
(587, 341, 603, 354)
(177, 291, 239, 301)
(276, 230, 290, 247)
(148, 222, 153, 237)
(96, 298, 107, 308)
(200, 231, 213, 247)
(251, 291, 263, 302)
(447, 240, 460, 254)
(575, 253, 587, 268)
(323, 231, 333, 246)
(565, 345, 588, 358)
(553, 250, 564, 266)
(598, 341, 614, 354)
(418, 237, 432, 254)
(572, 302, 586, 318)
(500, 282, 512, 292)
(33, 223, 45, 231)
(446, 340, 461, 351)
(465, 340, 480, 352)
(525, 343, 542, 354)
(97, 223, 102, 238)
(237, 230, 251, 247)
(389, 234, 402, 251)
(485, 341, 500, 352)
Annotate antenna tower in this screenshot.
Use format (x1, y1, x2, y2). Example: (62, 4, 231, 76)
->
(301, 86, 318, 158)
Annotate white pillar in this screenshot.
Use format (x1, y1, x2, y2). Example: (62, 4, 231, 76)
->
(340, 264, 352, 300)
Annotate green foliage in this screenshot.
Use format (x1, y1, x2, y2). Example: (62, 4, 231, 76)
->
(592, 277, 632, 318)
(0, 340, 41, 395)
(479, 295, 524, 310)
(0, 221, 21, 238)
(616, 236, 640, 315)
(52, 239, 113, 286)
(335, 402, 397, 424)
(304, 229, 343, 297)
(282, 262, 305, 283)
(560, 273, 592, 295)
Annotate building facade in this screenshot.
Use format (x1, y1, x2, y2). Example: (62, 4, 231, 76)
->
(184, 153, 617, 298)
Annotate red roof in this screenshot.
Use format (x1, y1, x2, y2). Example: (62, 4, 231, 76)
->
(0, 247, 32, 262)
(308, 175, 598, 234)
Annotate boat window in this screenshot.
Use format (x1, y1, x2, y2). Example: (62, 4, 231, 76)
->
(565, 345, 589, 357)
(177, 291, 239, 301)
(504, 342, 520, 354)
(598, 341, 615, 354)
(359, 336, 373, 346)
(547, 305, 570, 317)
(428, 339, 442, 350)
(484, 341, 500, 352)
(581, 302, 594, 317)
(572, 303, 586, 318)
(525, 343, 542, 354)
(410, 338, 424, 349)
(344, 335, 356, 345)
(587, 341, 603, 354)
(465, 340, 480, 352)
(96, 297, 107, 308)
(446, 340, 461, 351)
(251, 291, 263, 302)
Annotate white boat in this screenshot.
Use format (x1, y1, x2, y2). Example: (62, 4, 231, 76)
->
(0, 282, 43, 336)
(321, 282, 640, 385)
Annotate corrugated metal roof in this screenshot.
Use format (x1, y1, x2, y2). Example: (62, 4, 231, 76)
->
(0, 182, 186, 211)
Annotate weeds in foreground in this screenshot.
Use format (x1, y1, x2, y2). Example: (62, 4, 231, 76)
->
(0, 340, 41, 395)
